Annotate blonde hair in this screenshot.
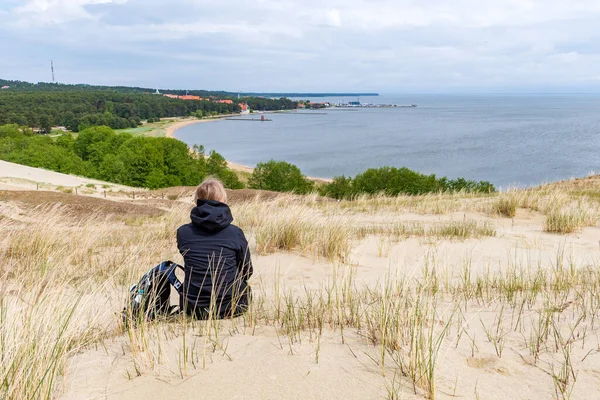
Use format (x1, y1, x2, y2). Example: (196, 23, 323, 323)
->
(195, 178, 228, 203)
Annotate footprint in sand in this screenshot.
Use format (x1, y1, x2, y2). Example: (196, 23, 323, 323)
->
(466, 356, 511, 375)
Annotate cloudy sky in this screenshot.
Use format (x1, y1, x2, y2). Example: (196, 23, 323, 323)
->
(2, 0, 600, 92)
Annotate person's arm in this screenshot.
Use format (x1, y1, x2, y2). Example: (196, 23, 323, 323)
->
(236, 230, 253, 280)
(176, 227, 187, 256)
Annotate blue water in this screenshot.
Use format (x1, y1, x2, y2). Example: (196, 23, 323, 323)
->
(175, 94, 600, 188)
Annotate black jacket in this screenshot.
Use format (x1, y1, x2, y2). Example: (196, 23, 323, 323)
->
(177, 200, 253, 315)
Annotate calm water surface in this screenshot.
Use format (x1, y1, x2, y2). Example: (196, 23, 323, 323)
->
(176, 94, 600, 188)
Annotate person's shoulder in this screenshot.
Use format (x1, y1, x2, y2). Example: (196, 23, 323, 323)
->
(177, 223, 194, 235)
(228, 223, 244, 233)
(224, 224, 244, 237)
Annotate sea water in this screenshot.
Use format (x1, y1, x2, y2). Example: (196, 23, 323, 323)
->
(175, 94, 600, 188)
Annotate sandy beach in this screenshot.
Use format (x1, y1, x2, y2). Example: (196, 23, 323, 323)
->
(164, 117, 222, 139)
(163, 116, 259, 175)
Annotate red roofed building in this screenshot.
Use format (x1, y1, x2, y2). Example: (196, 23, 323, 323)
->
(215, 99, 233, 104)
(1, 86, 9, 90)
(179, 95, 202, 100)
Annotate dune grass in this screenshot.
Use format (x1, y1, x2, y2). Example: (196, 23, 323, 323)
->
(543, 206, 592, 234)
(492, 195, 518, 218)
(334, 191, 491, 215)
(234, 202, 354, 262)
(430, 219, 496, 239)
(1, 187, 600, 399)
(114, 250, 600, 400)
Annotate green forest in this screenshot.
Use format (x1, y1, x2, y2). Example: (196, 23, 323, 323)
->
(0, 79, 298, 131)
(0, 91, 238, 132)
(244, 97, 297, 111)
(0, 124, 242, 189)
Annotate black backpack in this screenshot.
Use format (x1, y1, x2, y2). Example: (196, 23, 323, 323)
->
(122, 260, 184, 326)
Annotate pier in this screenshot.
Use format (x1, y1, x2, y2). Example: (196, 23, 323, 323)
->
(333, 103, 417, 108)
(225, 116, 272, 122)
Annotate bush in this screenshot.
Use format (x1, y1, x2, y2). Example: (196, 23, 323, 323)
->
(320, 166, 495, 199)
(248, 160, 314, 194)
(352, 167, 440, 195)
(319, 176, 353, 199)
(440, 177, 495, 193)
(0, 124, 24, 138)
(205, 151, 244, 189)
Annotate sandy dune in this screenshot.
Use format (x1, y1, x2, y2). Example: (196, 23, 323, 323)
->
(57, 198, 600, 399)
(0, 159, 135, 192)
(3, 162, 600, 399)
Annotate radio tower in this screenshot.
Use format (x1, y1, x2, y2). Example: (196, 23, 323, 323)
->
(51, 60, 55, 83)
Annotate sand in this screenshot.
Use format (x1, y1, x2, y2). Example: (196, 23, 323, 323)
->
(164, 118, 207, 139)
(56, 195, 600, 399)
(3, 163, 600, 399)
(0, 159, 135, 193)
(164, 114, 242, 139)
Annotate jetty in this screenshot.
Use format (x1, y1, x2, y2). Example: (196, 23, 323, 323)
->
(225, 115, 272, 122)
(332, 101, 417, 108)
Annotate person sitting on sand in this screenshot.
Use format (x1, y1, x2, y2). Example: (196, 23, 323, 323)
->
(177, 178, 253, 319)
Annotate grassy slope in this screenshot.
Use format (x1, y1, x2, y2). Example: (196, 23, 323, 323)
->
(115, 118, 179, 137)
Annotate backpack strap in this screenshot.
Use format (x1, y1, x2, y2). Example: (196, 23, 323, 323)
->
(158, 260, 184, 294)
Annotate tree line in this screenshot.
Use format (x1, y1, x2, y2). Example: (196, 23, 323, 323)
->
(0, 91, 240, 132)
(0, 79, 234, 97)
(243, 97, 298, 111)
(0, 79, 300, 132)
(0, 79, 355, 99)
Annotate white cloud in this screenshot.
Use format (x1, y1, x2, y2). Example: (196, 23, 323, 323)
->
(2, 0, 600, 91)
(15, 0, 128, 25)
(312, 8, 342, 27)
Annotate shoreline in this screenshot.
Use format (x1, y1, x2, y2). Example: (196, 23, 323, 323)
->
(164, 115, 235, 139)
(165, 115, 333, 183)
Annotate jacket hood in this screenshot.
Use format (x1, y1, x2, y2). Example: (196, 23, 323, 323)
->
(190, 199, 233, 232)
